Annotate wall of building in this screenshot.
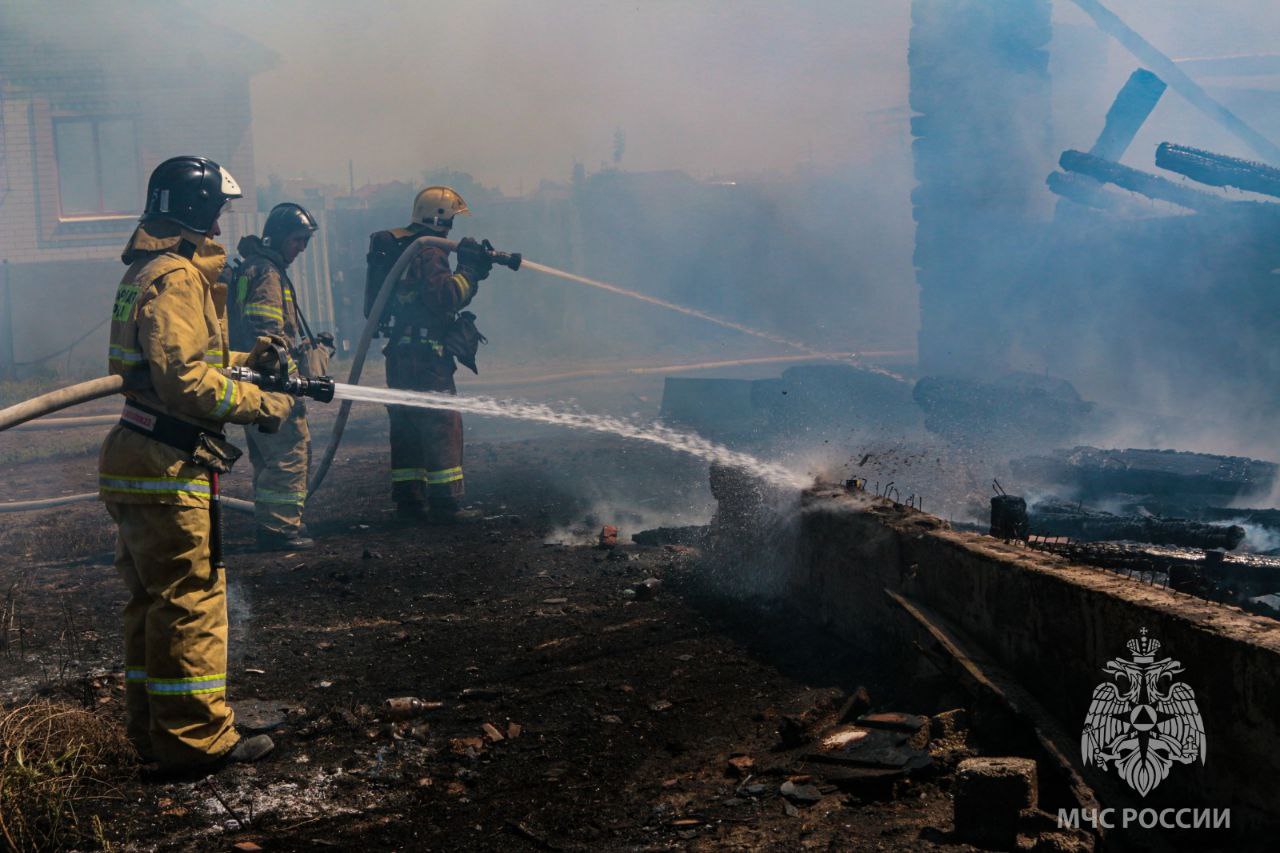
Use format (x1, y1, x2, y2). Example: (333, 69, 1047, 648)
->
(774, 488, 1280, 837)
(0, 74, 258, 375)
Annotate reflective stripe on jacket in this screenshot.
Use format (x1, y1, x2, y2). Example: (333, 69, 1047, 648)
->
(370, 226, 477, 341)
(228, 235, 302, 351)
(99, 221, 272, 507)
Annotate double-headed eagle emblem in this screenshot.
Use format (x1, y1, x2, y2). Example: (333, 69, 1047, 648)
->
(1081, 628, 1206, 796)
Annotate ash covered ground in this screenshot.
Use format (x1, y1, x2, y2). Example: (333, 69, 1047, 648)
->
(0, 370, 991, 851)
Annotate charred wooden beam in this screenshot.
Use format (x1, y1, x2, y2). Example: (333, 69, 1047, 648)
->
(1093, 69, 1167, 161)
(1046, 170, 1154, 214)
(1069, 0, 1280, 164)
(1156, 142, 1280, 200)
(1059, 150, 1229, 212)
(1034, 541, 1280, 604)
(887, 590, 1104, 830)
(1029, 499, 1245, 550)
(1053, 70, 1166, 218)
(1013, 446, 1279, 503)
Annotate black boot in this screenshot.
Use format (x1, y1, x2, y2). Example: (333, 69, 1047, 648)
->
(428, 497, 482, 525)
(395, 501, 431, 522)
(255, 527, 315, 551)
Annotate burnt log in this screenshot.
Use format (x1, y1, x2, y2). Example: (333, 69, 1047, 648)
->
(1046, 170, 1152, 215)
(1068, 0, 1280, 164)
(1059, 150, 1232, 213)
(1012, 447, 1278, 504)
(1036, 540, 1280, 605)
(1156, 143, 1280, 200)
(1029, 499, 1244, 550)
(1093, 69, 1167, 161)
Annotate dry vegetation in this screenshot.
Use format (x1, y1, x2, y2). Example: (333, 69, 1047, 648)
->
(0, 701, 134, 851)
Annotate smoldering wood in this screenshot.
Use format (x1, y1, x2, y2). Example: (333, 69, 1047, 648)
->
(1034, 541, 1280, 604)
(1046, 170, 1153, 215)
(1091, 69, 1167, 161)
(1059, 150, 1233, 213)
(1052, 69, 1165, 219)
(1012, 447, 1278, 503)
(1029, 499, 1245, 550)
(1156, 143, 1280, 200)
(1129, 505, 1280, 540)
(1068, 0, 1280, 164)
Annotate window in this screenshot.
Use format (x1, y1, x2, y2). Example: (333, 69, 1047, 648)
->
(53, 117, 140, 217)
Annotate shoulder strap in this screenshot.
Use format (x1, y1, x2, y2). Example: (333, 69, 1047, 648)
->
(283, 274, 317, 347)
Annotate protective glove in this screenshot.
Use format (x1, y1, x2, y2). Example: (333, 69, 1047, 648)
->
(255, 390, 294, 434)
(315, 331, 337, 356)
(454, 237, 494, 283)
(245, 335, 291, 372)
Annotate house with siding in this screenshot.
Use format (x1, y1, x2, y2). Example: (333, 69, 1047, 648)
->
(0, 1, 274, 375)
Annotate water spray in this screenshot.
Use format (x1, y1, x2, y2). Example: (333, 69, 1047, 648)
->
(328, 383, 810, 491)
(518, 260, 817, 354)
(3, 233, 824, 511)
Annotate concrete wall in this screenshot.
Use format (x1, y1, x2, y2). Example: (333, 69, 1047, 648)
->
(785, 488, 1280, 835)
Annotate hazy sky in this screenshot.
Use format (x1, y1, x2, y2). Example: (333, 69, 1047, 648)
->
(196, 0, 1280, 193)
(202, 0, 912, 191)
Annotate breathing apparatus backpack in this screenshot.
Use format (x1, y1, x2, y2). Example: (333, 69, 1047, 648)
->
(223, 256, 335, 377)
(221, 258, 253, 352)
(364, 228, 421, 338)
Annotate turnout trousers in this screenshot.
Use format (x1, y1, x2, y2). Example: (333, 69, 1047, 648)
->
(245, 402, 310, 535)
(107, 502, 238, 766)
(385, 341, 464, 506)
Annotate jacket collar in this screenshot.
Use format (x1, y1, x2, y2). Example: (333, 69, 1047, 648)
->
(237, 234, 288, 270)
(122, 220, 227, 284)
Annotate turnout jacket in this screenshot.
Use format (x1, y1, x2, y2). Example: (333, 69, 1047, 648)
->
(228, 235, 301, 351)
(368, 223, 478, 342)
(99, 221, 286, 507)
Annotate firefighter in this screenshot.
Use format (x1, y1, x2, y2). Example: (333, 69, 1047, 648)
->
(227, 202, 325, 551)
(366, 186, 493, 522)
(100, 155, 294, 772)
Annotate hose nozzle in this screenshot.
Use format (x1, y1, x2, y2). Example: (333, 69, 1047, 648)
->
(468, 235, 522, 268)
(227, 364, 336, 403)
(476, 238, 521, 271)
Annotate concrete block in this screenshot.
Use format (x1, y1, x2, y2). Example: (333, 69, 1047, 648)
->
(954, 756, 1038, 849)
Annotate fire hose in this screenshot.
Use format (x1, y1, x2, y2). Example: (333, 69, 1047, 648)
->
(0, 235, 521, 512)
(305, 235, 520, 497)
(0, 373, 255, 514)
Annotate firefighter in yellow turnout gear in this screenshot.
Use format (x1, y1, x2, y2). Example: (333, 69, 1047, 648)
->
(100, 156, 293, 772)
(228, 203, 324, 551)
(366, 186, 493, 523)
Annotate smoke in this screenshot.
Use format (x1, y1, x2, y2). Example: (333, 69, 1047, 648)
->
(8, 0, 1280, 538)
(226, 578, 254, 670)
(199, 0, 911, 190)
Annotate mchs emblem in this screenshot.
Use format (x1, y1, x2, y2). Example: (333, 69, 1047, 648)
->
(1081, 629, 1206, 796)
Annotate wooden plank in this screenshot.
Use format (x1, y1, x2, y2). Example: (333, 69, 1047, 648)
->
(885, 588, 1103, 823)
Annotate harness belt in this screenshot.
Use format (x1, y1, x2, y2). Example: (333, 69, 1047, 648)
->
(119, 401, 242, 472)
(118, 400, 242, 572)
(120, 400, 218, 455)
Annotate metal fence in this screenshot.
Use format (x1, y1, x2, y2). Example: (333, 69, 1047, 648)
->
(223, 210, 337, 333)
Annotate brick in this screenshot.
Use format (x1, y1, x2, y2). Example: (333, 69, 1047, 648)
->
(954, 757, 1038, 848)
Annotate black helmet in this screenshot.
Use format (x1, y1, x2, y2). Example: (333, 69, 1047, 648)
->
(262, 202, 319, 247)
(142, 155, 242, 234)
